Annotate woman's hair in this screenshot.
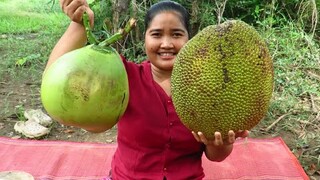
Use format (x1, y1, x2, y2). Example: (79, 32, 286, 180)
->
(145, 0, 191, 38)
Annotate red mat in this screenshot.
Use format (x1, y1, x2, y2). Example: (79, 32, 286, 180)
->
(0, 137, 308, 180)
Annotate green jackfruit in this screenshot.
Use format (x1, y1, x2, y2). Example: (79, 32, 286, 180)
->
(171, 20, 274, 140)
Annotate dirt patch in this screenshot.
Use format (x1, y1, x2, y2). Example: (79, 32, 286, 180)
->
(0, 69, 118, 143)
(1, 115, 118, 143)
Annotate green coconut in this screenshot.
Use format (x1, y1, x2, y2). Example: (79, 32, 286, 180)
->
(41, 45, 128, 132)
(41, 16, 135, 132)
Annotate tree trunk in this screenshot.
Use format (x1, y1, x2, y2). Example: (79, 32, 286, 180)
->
(190, 0, 200, 37)
(132, 0, 140, 42)
(112, 0, 130, 50)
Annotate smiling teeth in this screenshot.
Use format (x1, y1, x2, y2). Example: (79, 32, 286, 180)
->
(160, 53, 174, 56)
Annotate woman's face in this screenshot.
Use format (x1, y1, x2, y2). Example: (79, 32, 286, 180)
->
(145, 11, 189, 72)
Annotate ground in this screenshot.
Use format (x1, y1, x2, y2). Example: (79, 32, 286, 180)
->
(0, 72, 118, 143)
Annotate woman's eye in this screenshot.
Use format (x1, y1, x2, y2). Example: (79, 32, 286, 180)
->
(173, 33, 183, 37)
(151, 33, 161, 37)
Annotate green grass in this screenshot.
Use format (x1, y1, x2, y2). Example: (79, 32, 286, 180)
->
(252, 21, 320, 175)
(0, 0, 68, 34)
(0, 0, 69, 117)
(0, 11, 66, 34)
(0, 0, 69, 78)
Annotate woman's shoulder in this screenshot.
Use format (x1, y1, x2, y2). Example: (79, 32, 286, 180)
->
(120, 55, 150, 68)
(120, 55, 153, 87)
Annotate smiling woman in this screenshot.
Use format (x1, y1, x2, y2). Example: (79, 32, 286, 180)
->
(145, 12, 189, 73)
(145, 11, 189, 96)
(45, 0, 250, 179)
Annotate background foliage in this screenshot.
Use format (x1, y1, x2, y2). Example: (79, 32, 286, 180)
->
(88, 0, 319, 62)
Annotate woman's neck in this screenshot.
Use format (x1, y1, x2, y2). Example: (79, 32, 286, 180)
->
(151, 64, 172, 82)
(151, 64, 172, 97)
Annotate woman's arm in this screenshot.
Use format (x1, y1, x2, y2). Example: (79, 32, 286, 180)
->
(46, 0, 94, 69)
(46, 22, 87, 68)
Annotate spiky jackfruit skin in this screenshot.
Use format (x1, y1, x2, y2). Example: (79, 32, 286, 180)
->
(171, 20, 274, 140)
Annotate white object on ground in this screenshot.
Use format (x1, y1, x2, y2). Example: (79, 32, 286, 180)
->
(14, 120, 50, 139)
(24, 109, 53, 127)
(0, 171, 34, 180)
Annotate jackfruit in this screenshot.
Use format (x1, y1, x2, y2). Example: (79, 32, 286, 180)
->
(171, 20, 274, 140)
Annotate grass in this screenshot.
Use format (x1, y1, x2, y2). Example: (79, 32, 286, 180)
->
(0, 0, 67, 34)
(0, 0, 69, 117)
(252, 20, 320, 176)
(0, 0, 319, 178)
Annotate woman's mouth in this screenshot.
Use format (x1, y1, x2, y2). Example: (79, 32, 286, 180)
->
(159, 52, 175, 60)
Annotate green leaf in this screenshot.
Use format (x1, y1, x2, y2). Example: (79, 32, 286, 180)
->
(15, 58, 28, 66)
(15, 53, 41, 66)
(87, 0, 95, 5)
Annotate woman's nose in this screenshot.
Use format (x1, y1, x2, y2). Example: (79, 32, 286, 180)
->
(160, 37, 174, 48)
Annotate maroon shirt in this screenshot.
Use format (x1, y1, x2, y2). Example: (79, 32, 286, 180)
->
(111, 57, 205, 180)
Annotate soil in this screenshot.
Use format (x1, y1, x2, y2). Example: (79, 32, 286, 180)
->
(0, 71, 118, 143)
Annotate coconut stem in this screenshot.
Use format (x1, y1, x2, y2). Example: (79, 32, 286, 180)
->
(98, 18, 137, 47)
(83, 13, 99, 44)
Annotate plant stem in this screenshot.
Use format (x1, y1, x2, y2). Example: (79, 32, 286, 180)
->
(99, 18, 137, 47)
(83, 13, 99, 44)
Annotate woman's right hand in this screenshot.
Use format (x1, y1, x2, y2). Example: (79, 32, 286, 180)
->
(60, 0, 94, 27)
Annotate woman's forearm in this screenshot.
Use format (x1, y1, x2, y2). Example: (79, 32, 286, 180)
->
(46, 21, 87, 69)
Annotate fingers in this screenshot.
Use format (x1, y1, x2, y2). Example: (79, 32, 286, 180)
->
(60, 0, 71, 10)
(71, 5, 87, 23)
(193, 131, 223, 146)
(192, 131, 210, 145)
(192, 131, 200, 142)
(235, 130, 249, 138)
(193, 130, 249, 146)
(213, 132, 223, 146)
(198, 132, 209, 145)
(227, 130, 235, 144)
(61, 0, 83, 15)
(60, 0, 94, 25)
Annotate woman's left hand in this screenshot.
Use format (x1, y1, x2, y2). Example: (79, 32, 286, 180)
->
(192, 130, 249, 161)
(192, 130, 249, 146)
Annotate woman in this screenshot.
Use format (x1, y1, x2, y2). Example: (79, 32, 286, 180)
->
(48, 0, 248, 179)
